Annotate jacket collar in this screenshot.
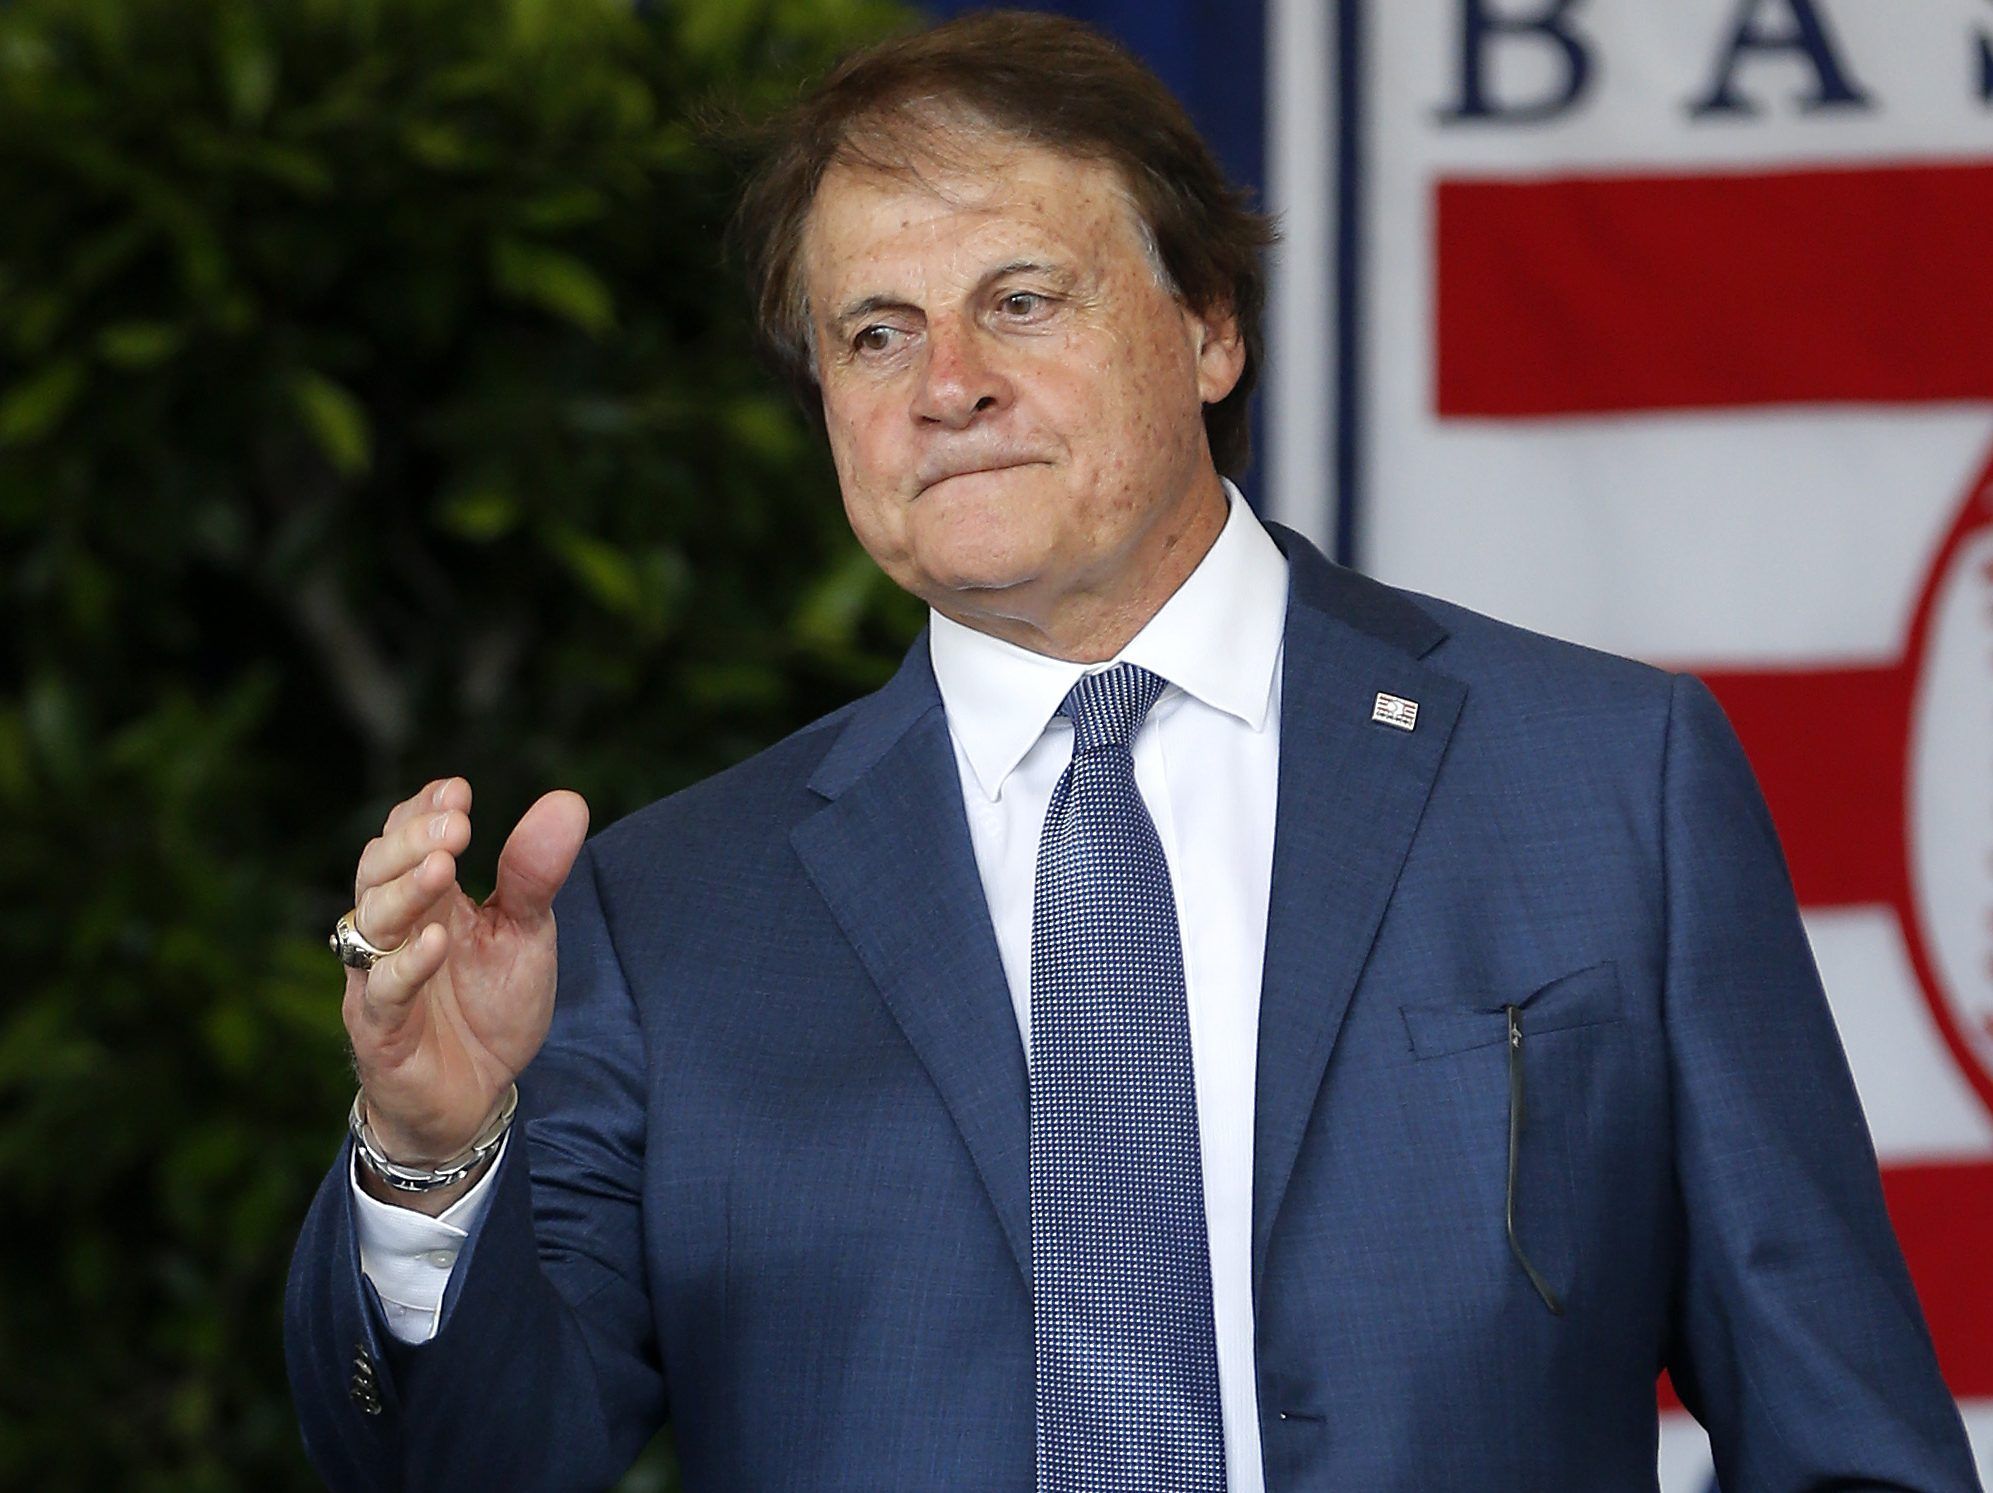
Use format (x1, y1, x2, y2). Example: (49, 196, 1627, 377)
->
(796, 519, 1464, 1291)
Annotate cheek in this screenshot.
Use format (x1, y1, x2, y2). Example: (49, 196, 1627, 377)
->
(1091, 291, 1201, 418)
(1078, 326, 1201, 480)
(1135, 320, 1201, 408)
(823, 419, 864, 499)
(822, 400, 914, 561)
(823, 395, 890, 495)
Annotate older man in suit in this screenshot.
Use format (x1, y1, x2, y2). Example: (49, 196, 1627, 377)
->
(286, 12, 1979, 1491)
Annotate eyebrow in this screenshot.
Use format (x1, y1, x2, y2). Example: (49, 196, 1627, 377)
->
(985, 258, 1066, 285)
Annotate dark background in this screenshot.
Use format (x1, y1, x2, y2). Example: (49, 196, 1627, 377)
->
(0, 0, 929, 1485)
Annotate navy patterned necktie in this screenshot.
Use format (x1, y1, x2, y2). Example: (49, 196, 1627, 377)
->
(1030, 663, 1227, 1491)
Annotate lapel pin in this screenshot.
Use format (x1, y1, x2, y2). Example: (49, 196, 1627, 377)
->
(1372, 692, 1420, 732)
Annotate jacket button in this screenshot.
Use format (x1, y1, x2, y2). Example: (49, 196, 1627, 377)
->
(350, 1344, 382, 1416)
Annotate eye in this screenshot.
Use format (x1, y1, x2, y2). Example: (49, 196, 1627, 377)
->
(853, 325, 901, 354)
(997, 291, 1046, 318)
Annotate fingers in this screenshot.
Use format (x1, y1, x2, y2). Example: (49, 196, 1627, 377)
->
(491, 790, 590, 925)
(344, 782, 466, 1051)
(355, 845, 461, 954)
(343, 779, 583, 1042)
(355, 792, 472, 930)
(381, 776, 471, 840)
(355, 809, 468, 928)
(348, 920, 451, 1019)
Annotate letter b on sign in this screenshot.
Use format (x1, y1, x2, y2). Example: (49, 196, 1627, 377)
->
(1439, 0, 1594, 124)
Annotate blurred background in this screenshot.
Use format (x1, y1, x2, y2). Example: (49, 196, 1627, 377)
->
(1, 0, 1988, 1488)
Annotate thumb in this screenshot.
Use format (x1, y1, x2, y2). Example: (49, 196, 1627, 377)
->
(491, 789, 590, 925)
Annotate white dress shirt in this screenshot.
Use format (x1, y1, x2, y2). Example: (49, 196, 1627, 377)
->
(353, 481, 1289, 1492)
(929, 482, 1286, 1492)
(351, 1131, 507, 1342)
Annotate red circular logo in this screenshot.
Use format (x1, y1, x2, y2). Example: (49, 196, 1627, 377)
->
(1901, 450, 1993, 1119)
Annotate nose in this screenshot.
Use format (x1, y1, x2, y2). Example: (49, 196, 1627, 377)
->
(911, 319, 1013, 429)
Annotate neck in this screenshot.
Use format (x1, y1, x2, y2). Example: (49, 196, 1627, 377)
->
(934, 474, 1229, 662)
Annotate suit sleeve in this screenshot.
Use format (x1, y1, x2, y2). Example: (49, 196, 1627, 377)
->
(284, 841, 666, 1492)
(1658, 673, 1980, 1490)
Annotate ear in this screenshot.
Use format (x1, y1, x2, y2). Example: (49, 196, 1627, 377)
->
(1186, 301, 1246, 406)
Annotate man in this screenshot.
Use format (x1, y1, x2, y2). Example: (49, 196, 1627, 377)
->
(285, 12, 1980, 1491)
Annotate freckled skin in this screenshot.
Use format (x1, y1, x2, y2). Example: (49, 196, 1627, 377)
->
(801, 142, 1247, 662)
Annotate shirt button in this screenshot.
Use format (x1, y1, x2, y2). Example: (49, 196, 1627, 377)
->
(420, 1249, 458, 1269)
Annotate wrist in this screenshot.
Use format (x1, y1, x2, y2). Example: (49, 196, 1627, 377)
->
(355, 1147, 495, 1216)
(350, 1084, 516, 1200)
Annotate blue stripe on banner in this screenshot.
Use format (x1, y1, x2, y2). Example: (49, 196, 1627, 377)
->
(1332, 0, 1363, 569)
(922, 1, 1266, 202)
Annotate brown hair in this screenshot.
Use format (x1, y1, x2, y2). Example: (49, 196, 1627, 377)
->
(728, 9, 1276, 476)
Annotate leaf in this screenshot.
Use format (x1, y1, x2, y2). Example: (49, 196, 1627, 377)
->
(287, 369, 371, 475)
(201, 999, 262, 1076)
(97, 321, 185, 370)
(791, 543, 886, 650)
(238, 138, 332, 196)
(517, 186, 608, 232)
(0, 999, 99, 1093)
(401, 119, 483, 171)
(722, 393, 805, 462)
(492, 237, 616, 335)
(677, 0, 761, 63)
(64, 222, 153, 303)
(213, 4, 278, 127)
(0, 707, 28, 803)
(551, 526, 643, 614)
(9, 290, 68, 358)
(502, 0, 563, 53)
(22, 672, 87, 789)
(0, 0, 916, 1479)
(437, 484, 521, 541)
(0, 358, 84, 445)
(682, 659, 785, 712)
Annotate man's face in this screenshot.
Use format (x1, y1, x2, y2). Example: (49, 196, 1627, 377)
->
(800, 138, 1245, 654)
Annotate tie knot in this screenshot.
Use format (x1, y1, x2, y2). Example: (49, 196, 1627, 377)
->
(1059, 663, 1167, 752)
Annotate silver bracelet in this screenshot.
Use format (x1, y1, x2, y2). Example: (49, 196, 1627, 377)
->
(349, 1085, 518, 1193)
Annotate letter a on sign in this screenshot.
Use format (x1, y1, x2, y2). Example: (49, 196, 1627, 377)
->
(1690, 0, 1874, 115)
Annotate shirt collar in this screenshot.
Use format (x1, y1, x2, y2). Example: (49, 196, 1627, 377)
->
(927, 479, 1290, 802)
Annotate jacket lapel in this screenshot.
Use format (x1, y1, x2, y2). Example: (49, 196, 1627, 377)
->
(790, 638, 1032, 1283)
(1251, 528, 1466, 1292)
(787, 529, 1464, 1295)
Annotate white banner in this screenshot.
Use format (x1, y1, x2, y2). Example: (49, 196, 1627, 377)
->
(1277, 2, 1993, 1483)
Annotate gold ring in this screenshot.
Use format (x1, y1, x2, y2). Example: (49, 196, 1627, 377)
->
(330, 910, 405, 972)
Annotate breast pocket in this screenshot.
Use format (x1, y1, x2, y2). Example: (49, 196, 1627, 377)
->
(1398, 959, 1626, 1062)
(1394, 961, 1631, 1313)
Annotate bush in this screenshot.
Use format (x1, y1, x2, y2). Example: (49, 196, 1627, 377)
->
(0, 0, 916, 1486)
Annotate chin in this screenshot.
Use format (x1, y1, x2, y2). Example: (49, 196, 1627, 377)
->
(904, 506, 1054, 592)
(909, 534, 1050, 602)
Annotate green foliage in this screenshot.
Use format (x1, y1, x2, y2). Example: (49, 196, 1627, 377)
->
(0, 0, 917, 1485)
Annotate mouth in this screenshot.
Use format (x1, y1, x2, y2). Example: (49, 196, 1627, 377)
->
(915, 458, 1047, 496)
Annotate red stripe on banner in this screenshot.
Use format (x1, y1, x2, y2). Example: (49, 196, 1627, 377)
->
(1887, 1161, 1993, 1398)
(1435, 163, 1993, 417)
(1693, 664, 1908, 910)
(1658, 1160, 1993, 1411)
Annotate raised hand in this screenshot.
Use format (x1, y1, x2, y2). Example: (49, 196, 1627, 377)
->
(341, 777, 589, 1210)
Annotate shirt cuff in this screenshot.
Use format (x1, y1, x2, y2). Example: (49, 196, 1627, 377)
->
(351, 1130, 508, 1344)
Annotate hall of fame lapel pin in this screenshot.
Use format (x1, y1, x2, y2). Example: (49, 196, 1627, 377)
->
(1372, 692, 1420, 732)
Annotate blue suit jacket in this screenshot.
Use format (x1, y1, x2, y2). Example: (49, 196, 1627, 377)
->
(286, 528, 1979, 1491)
